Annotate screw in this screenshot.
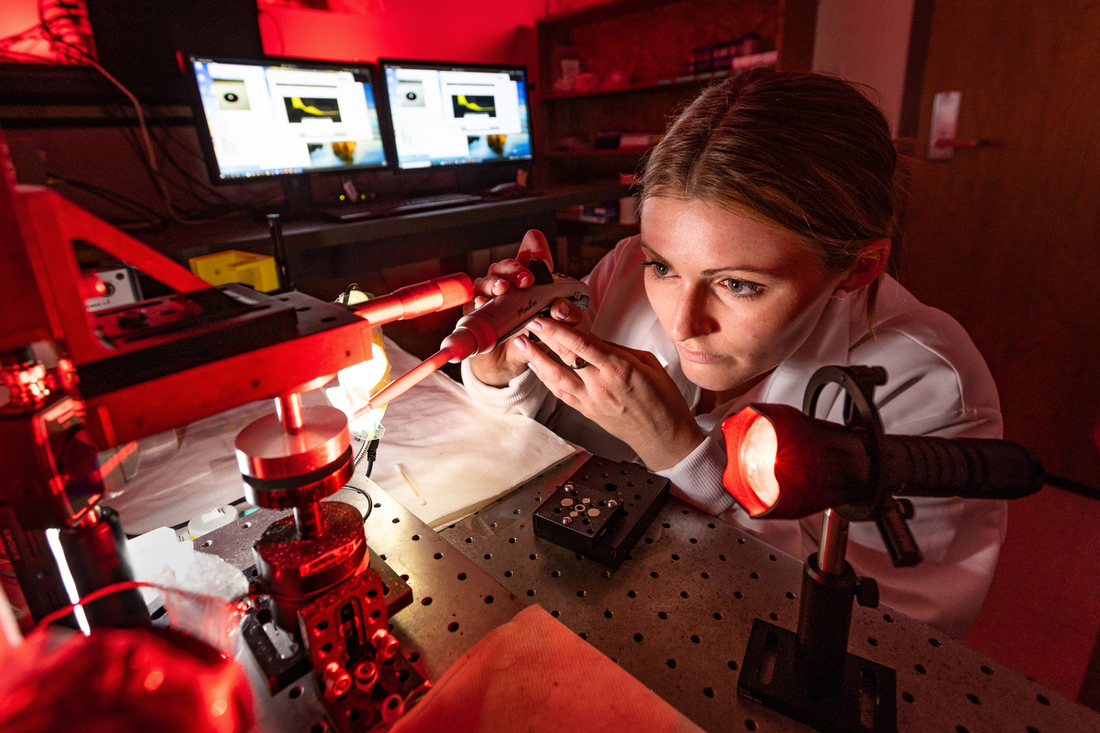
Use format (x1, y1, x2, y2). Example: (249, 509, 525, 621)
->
(322, 661, 352, 701)
(562, 517, 572, 525)
(607, 500, 618, 508)
(372, 629, 399, 660)
(353, 661, 379, 691)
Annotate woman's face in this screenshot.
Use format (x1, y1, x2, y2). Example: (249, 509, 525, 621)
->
(640, 196, 846, 402)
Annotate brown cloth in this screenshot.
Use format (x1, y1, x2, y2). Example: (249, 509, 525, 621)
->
(391, 605, 704, 733)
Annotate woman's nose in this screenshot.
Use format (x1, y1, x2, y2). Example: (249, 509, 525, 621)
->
(670, 288, 717, 341)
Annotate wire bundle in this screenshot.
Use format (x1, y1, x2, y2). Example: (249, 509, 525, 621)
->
(2, 1, 282, 228)
(0, 0, 93, 65)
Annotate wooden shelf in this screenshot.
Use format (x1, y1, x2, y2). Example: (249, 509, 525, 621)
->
(534, 0, 818, 188)
(545, 147, 652, 157)
(537, 0, 697, 30)
(541, 71, 730, 101)
(558, 211, 640, 228)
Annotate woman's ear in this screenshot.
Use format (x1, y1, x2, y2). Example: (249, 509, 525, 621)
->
(835, 237, 891, 294)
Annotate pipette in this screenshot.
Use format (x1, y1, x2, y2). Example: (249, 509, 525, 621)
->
(355, 259, 589, 415)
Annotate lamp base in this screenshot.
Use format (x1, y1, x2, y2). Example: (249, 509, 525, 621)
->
(739, 618, 897, 733)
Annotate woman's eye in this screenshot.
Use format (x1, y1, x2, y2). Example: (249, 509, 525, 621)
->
(723, 279, 760, 297)
(644, 260, 672, 277)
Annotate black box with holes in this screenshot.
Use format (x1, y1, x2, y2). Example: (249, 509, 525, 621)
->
(533, 456, 670, 568)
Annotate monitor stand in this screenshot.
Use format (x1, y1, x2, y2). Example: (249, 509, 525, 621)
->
(455, 164, 528, 195)
(281, 177, 315, 219)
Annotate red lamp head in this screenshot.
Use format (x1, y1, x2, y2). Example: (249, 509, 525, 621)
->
(722, 401, 1045, 523)
(721, 404, 875, 520)
(722, 366, 1046, 570)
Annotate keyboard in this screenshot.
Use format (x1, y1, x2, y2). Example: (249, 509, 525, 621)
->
(322, 192, 485, 221)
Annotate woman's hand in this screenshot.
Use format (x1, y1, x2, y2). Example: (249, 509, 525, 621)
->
(467, 229, 585, 387)
(514, 317, 705, 471)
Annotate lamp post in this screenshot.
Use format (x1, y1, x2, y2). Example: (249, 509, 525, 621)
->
(723, 366, 1045, 732)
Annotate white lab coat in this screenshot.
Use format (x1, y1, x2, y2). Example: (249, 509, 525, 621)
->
(462, 235, 1006, 638)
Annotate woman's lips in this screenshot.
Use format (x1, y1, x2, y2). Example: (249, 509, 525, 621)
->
(677, 345, 725, 364)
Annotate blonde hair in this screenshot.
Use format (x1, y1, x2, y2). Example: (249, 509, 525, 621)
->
(638, 68, 899, 328)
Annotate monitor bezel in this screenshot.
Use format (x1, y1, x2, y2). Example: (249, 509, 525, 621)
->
(376, 58, 534, 175)
(183, 53, 396, 186)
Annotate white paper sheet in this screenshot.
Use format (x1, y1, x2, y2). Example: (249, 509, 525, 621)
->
(108, 338, 576, 534)
(365, 340, 578, 529)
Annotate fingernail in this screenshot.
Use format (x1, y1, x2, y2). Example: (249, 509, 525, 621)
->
(513, 337, 526, 352)
(528, 361, 539, 374)
(554, 304, 568, 319)
(518, 273, 532, 286)
(528, 319, 543, 332)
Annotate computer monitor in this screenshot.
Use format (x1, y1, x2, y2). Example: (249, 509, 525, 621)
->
(185, 55, 391, 184)
(378, 59, 533, 171)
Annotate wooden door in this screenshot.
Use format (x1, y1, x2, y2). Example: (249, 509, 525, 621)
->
(898, 0, 1100, 697)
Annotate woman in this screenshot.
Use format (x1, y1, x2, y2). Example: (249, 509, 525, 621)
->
(461, 68, 1004, 638)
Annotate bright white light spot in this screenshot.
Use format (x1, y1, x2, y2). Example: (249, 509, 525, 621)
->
(45, 529, 90, 635)
(740, 417, 780, 510)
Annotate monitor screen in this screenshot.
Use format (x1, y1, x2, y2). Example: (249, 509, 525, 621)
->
(379, 59, 533, 171)
(186, 55, 390, 183)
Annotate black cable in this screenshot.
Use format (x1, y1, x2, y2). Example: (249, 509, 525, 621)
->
(147, 112, 239, 207)
(365, 440, 379, 478)
(47, 172, 166, 228)
(116, 116, 262, 222)
(0, 0, 82, 63)
(1045, 474, 1100, 501)
(38, 0, 86, 64)
(154, 123, 284, 209)
(338, 283, 369, 306)
(353, 437, 380, 476)
(48, 171, 163, 218)
(18, 13, 274, 224)
(340, 486, 374, 523)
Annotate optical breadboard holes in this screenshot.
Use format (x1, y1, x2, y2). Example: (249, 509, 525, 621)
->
(448, 498, 808, 712)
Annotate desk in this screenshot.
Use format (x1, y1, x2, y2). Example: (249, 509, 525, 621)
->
(439, 454, 1099, 733)
(201, 457, 1100, 732)
(137, 182, 630, 283)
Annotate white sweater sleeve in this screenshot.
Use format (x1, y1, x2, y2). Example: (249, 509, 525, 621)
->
(658, 430, 737, 516)
(459, 359, 552, 420)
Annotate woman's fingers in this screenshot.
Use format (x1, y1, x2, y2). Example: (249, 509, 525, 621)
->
(520, 321, 704, 471)
(471, 229, 555, 303)
(472, 259, 529, 297)
(516, 229, 553, 270)
(518, 335, 588, 408)
(528, 316, 607, 371)
(549, 297, 584, 326)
